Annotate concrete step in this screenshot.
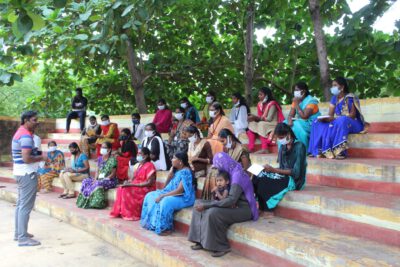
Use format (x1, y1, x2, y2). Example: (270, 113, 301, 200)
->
(0, 184, 263, 267)
(1, 183, 399, 267)
(250, 154, 400, 196)
(276, 185, 400, 247)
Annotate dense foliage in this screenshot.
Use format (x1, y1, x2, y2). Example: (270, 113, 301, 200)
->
(0, 0, 399, 117)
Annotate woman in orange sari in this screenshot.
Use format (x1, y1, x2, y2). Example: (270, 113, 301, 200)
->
(207, 102, 234, 155)
(110, 147, 156, 221)
(95, 115, 120, 156)
(247, 87, 284, 154)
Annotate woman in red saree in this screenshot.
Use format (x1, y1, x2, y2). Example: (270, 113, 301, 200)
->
(95, 115, 120, 156)
(152, 98, 173, 133)
(247, 87, 284, 154)
(109, 147, 156, 221)
(116, 128, 138, 181)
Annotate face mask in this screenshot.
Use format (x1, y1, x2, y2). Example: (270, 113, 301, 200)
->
(137, 155, 143, 162)
(206, 96, 213, 104)
(144, 130, 154, 138)
(294, 91, 303, 98)
(181, 103, 188, 109)
(48, 146, 57, 152)
(225, 137, 232, 149)
(188, 135, 197, 143)
(209, 110, 217, 118)
(262, 96, 268, 103)
(158, 105, 165, 110)
(132, 119, 140, 125)
(175, 113, 184, 120)
(119, 135, 128, 141)
(277, 136, 290, 146)
(330, 86, 340, 96)
(100, 148, 109, 156)
(101, 120, 110, 126)
(234, 102, 240, 107)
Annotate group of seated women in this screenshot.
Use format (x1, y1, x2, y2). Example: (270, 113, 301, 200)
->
(36, 76, 366, 257)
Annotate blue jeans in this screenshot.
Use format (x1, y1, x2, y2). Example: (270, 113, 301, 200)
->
(14, 172, 38, 241)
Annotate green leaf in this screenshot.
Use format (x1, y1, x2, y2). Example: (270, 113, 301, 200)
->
(122, 21, 132, 29)
(122, 4, 134, 17)
(28, 12, 45, 30)
(133, 20, 142, 26)
(17, 13, 33, 34)
(12, 21, 23, 39)
(1, 56, 13, 65)
(89, 15, 102, 21)
(7, 11, 18, 23)
(53, 25, 64, 33)
(138, 7, 148, 20)
(0, 72, 12, 84)
(74, 34, 89, 40)
(99, 43, 110, 53)
(79, 9, 92, 21)
(113, 1, 122, 9)
(12, 73, 22, 82)
(53, 0, 67, 9)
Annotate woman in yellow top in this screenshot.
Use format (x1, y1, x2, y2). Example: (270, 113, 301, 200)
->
(207, 102, 234, 155)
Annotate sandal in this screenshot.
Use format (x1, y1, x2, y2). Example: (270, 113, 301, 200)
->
(211, 250, 231, 257)
(58, 193, 68, 198)
(190, 243, 203, 250)
(62, 194, 76, 199)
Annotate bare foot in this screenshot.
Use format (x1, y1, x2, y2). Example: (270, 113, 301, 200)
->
(254, 149, 270, 154)
(260, 211, 275, 218)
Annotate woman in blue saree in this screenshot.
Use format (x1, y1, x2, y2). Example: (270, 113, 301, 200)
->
(285, 82, 320, 150)
(141, 152, 195, 235)
(308, 77, 365, 159)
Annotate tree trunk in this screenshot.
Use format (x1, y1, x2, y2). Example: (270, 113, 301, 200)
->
(309, 0, 331, 101)
(126, 39, 147, 113)
(244, 1, 255, 105)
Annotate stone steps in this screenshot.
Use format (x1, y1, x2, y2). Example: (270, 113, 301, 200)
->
(250, 154, 400, 196)
(1, 183, 399, 266)
(0, 184, 263, 267)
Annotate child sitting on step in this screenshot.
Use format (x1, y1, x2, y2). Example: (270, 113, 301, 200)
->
(212, 171, 230, 201)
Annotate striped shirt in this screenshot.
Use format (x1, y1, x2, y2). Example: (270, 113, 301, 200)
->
(12, 126, 37, 175)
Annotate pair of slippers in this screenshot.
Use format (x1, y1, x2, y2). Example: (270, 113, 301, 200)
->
(58, 194, 75, 199)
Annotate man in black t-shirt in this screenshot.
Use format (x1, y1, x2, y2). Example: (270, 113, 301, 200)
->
(65, 88, 88, 133)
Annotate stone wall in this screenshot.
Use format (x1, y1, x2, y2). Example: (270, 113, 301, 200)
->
(0, 116, 56, 162)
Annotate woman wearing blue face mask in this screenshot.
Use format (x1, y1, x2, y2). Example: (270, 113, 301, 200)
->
(308, 77, 366, 159)
(110, 147, 156, 221)
(116, 128, 138, 182)
(253, 123, 307, 212)
(285, 82, 321, 151)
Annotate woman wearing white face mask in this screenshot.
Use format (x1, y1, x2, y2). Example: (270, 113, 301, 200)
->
(185, 125, 213, 184)
(37, 141, 65, 193)
(285, 82, 320, 151)
(218, 128, 251, 171)
(95, 114, 121, 157)
(247, 87, 285, 154)
(200, 91, 217, 128)
(207, 102, 234, 155)
(229, 92, 250, 137)
(80, 116, 102, 157)
(309, 77, 366, 159)
(152, 98, 173, 134)
(253, 123, 307, 213)
(77, 142, 118, 209)
(180, 97, 201, 123)
(167, 107, 194, 159)
(141, 123, 171, 171)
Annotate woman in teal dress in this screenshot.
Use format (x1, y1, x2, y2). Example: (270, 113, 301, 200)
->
(141, 152, 195, 235)
(77, 142, 117, 209)
(253, 123, 307, 211)
(285, 82, 320, 150)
